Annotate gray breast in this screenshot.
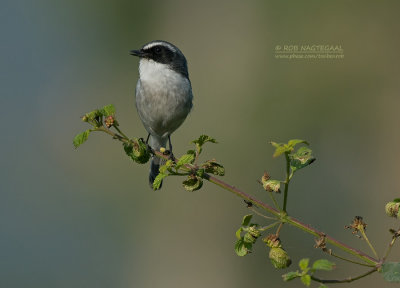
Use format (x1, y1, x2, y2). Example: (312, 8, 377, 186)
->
(135, 64, 193, 138)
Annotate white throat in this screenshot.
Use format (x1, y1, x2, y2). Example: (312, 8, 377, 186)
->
(139, 58, 176, 83)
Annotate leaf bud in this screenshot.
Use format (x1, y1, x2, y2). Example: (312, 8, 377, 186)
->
(269, 247, 292, 269)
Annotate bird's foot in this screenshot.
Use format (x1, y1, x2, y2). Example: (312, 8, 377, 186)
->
(162, 150, 175, 162)
(142, 141, 155, 156)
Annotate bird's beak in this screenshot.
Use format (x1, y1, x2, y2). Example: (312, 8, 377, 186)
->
(130, 49, 145, 57)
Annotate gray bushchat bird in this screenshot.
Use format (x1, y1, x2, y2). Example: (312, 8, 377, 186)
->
(130, 40, 193, 189)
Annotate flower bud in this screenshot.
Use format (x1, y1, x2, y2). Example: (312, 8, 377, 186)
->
(269, 247, 292, 269)
(385, 201, 400, 218)
(104, 115, 115, 128)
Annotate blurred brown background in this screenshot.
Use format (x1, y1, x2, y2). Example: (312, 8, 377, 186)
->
(1, 0, 400, 287)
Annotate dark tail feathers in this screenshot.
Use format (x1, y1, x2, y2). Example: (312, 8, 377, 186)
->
(149, 159, 162, 190)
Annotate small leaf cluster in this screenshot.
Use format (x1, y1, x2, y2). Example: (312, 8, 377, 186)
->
(270, 139, 315, 177)
(123, 138, 150, 164)
(152, 135, 224, 190)
(73, 104, 151, 164)
(282, 258, 335, 287)
(191, 135, 217, 154)
(73, 104, 117, 149)
(235, 214, 261, 256)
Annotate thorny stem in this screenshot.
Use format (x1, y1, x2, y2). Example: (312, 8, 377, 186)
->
(151, 150, 379, 265)
(359, 226, 379, 259)
(286, 215, 378, 265)
(311, 267, 378, 284)
(92, 126, 383, 268)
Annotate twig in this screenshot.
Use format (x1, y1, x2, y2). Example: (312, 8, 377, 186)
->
(276, 222, 284, 236)
(311, 267, 378, 284)
(359, 226, 379, 259)
(282, 152, 290, 212)
(383, 227, 400, 261)
(248, 206, 277, 220)
(326, 250, 375, 267)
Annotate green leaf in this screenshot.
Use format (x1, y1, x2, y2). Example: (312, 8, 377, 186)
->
(241, 214, 253, 226)
(182, 175, 203, 192)
(270, 142, 291, 158)
(234, 239, 252, 256)
(85, 109, 103, 120)
(73, 130, 91, 148)
(270, 141, 281, 148)
(380, 262, 400, 282)
(176, 153, 195, 169)
(300, 274, 311, 287)
(101, 104, 115, 116)
(299, 258, 310, 271)
(243, 232, 256, 244)
(312, 259, 335, 271)
(235, 227, 242, 240)
(282, 271, 300, 281)
(270, 139, 310, 158)
(123, 139, 150, 164)
(191, 135, 217, 154)
(201, 159, 225, 176)
(159, 160, 174, 174)
(153, 173, 167, 190)
(288, 139, 309, 148)
(393, 198, 400, 203)
(318, 284, 328, 288)
(290, 146, 316, 173)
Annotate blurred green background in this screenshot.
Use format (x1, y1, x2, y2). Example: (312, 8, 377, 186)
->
(1, 0, 400, 287)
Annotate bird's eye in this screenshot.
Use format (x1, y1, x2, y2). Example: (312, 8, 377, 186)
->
(154, 47, 162, 54)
